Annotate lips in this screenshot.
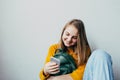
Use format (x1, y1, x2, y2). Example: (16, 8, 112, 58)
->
(64, 42, 72, 47)
(65, 41, 70, 45)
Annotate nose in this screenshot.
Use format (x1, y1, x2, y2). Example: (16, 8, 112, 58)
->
(67, 36, 72, 42)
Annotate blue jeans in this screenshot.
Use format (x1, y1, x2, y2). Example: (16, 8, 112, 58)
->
(83, 49, 114, 80)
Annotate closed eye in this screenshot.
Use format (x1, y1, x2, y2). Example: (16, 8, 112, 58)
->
(65, 32, 70, 36)
(73, 36, 77, 39)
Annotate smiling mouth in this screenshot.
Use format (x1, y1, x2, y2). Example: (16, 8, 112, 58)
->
(65, 42, 70, 44)
(66, 43, 72, 46)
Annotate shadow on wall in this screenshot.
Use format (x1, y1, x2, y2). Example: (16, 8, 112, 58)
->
(0, 48, 15, 80)
(0, 50, 6, 80)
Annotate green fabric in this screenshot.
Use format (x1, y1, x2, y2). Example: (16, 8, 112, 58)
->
(51, 49, 77, 76)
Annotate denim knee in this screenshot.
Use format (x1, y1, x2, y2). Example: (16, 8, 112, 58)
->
(91, 49, 112, 62)
(83, 49, 114, 80)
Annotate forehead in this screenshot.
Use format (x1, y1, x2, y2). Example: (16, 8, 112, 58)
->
(64, 25, 78, 36)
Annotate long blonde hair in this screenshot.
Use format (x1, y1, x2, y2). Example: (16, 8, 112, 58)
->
(59, 19, 91, 66)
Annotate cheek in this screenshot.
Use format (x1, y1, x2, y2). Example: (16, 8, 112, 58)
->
(62, 35, 66, 40)
(72, 39, 77, 43)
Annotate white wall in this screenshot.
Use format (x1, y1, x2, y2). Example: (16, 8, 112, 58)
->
(0, 0, 120, 80)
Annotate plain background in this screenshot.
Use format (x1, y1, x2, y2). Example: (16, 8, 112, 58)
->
(0, 0, 120, 80)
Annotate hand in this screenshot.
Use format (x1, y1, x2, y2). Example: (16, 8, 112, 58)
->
(43, 62, 59, 75)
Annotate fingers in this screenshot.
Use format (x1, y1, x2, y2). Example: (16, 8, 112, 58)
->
(49, 62, 59, 67)
(48, 67, 60, 74)
(44, 62, 60, 75)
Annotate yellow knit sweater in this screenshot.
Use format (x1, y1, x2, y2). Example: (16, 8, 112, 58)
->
(39, 44, 90, 80)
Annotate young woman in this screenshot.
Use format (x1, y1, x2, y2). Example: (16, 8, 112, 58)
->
(39, 19, 114, 80)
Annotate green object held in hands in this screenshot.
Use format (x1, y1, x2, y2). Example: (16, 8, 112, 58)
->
(51, 49, 77, 76)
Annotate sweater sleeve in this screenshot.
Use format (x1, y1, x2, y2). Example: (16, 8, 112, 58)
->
(39, 44, 58, 80)
(70, 64, 86, 80)
(39, 69, 50, 80)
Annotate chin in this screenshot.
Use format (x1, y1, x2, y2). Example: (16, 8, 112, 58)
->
(66, 45, 71, 47)
(64, 44, 70, 47)
(65, 44, 73, 47)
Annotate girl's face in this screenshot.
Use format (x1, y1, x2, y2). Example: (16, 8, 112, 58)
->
(62, 25, 78, 47)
